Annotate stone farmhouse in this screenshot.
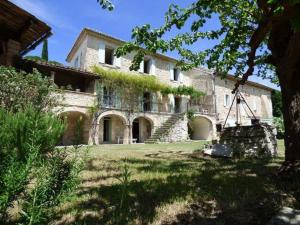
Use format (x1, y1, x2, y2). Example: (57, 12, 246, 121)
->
(1, 1, 273, 146)
(57, 28, 273, 145)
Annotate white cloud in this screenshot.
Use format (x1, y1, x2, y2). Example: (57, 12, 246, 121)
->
(10, 0, 77, 32)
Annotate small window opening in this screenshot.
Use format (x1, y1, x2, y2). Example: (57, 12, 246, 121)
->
(105, 47, 114, 65)
(173, 68, 180, 81)
(144, 58, 151, 74)
(225, 94, 230, 107)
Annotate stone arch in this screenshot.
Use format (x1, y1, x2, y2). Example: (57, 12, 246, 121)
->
(59, 111, 90, 146)
(132, 116, 153, 143)
(132, 114, 155, 128)
(97, 111, 129, 144)
(97, 110, 128, 125)
(189, 116, 213, 140)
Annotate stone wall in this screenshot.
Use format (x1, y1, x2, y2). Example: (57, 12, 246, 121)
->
(159, 115, 189, 143)
(215, 77, 273, 125)
(219, 123, 277, 158)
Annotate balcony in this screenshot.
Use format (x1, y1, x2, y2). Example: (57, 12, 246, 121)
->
(187, 103, 216, 115)
(101, 96, 174, 113)
(55, 91, 96, 108)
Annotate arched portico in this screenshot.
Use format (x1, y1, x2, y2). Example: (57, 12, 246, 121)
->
(59, 111, 90, 146)
(132, 116, 153, 143)
(189, 116, 214, 140)
(97, 112, 129, 144)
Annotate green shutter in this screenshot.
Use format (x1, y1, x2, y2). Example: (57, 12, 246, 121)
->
(115, 91, 121, 109)
(152, 93, 158, 112)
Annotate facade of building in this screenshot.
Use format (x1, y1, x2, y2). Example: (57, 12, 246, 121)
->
(49, 28, 273, 145)
(0, 2, 274, 146)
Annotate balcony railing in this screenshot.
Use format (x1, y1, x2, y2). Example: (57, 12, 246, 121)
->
(187, 103, 216, 115)
(101, 97, 174, 113)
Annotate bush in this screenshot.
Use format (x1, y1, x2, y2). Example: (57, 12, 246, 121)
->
(274, 116, 284, 139)
(20, 148, 83, 225)
(0, 67, 83, 224)
(0, 108, 65, 220)
(0, 66, 59, 112)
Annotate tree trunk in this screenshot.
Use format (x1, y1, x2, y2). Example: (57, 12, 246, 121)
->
(268, 15, 300, 164)
(279, 74, 300, 162)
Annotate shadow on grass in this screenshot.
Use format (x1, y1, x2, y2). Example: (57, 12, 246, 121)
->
(54, 155, 300, 225)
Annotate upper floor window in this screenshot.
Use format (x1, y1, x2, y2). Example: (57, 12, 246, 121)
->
(173, 68, 180, 81)
(144, 58, 151, 74)
(224, 94, 231, 107)
(105, 47, 114, 65)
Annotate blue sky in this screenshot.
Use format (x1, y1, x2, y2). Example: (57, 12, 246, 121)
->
(11, 0, 278, 89)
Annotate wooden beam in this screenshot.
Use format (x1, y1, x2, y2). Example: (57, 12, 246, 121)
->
(14, 19, 34, 40)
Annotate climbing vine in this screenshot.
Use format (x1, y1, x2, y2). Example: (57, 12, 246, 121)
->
(92, 66, 204, 99)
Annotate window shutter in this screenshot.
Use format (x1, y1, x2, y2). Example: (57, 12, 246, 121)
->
(151, 93, 158, 112)
(169, 95, 175, 113)
(138, 94, 143, 111)
(115, 91, 121, 109)
(253, 99, 257, 111)
(179, 71, 183, 83)
(169, 64, 174, 80)
(139, 60, 144, 73)
(114, 55, 121, 67)
(150, 59, 156, 75)
(98, 40, 105, 63)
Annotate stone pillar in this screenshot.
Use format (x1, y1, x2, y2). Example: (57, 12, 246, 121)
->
(123, 125, 130, 144)
(128, 125, 133, 144)
(5, 39, 21, 66)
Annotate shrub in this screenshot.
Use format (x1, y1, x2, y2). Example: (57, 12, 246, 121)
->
(20, 148, 84, 225)
(273, 116, 284, 139)
(0, 108, 65, 220)
(0, 66, 83, 224)
(0, 66, 59, 112)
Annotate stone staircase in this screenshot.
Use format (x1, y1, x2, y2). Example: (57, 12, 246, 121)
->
(145, 113, 185, 144)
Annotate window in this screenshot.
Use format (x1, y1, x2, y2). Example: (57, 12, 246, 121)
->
(105, 47, 114, 65)
(224, 94, 231, 107)
(144, 58, 151, 74)
(173, 68, 180, 81)
(103, 86, 115, 107)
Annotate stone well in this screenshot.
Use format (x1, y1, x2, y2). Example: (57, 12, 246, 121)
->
(205, 123, 277, 158)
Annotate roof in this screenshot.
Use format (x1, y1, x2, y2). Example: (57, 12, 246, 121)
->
(19, 59, 100, 79)
(67, 27, 274, 92)
(0, 0, 52, 55)
(224, 74, 274, 92)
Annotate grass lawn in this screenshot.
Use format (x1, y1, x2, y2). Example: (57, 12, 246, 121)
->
(53, 140, 300, 225)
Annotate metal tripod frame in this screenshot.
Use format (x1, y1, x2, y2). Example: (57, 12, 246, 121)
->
(223, 89, 257, 128)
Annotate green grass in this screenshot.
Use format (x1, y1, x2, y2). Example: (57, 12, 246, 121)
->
(52, 140, 300, 225)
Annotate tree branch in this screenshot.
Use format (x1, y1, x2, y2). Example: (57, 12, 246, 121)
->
(232, 16, 272, 93)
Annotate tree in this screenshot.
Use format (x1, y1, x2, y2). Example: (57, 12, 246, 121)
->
(41, 39, 48, 61)
(98, 0, 300, 165)
(271, 90, 283, 117)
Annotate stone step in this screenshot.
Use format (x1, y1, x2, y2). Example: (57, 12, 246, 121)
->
(145, 113, 186, 144)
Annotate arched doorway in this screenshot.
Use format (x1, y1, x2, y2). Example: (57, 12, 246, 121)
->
(132, 117, 152, 143)
(98, 115, 127, 144)
(60, 111, 90, 145)
(189, 116, 213, 140)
